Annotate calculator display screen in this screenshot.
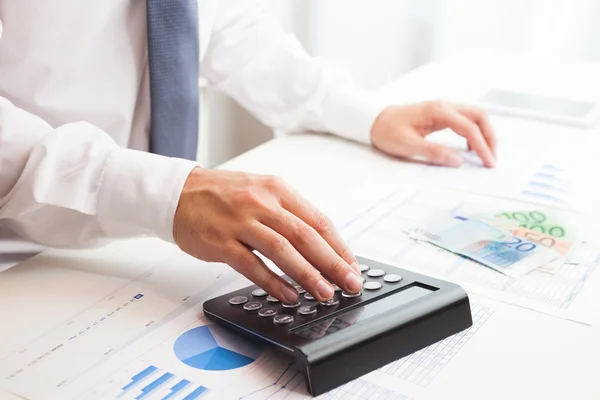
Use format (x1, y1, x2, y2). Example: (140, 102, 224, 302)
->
(294, 285, 434, 340)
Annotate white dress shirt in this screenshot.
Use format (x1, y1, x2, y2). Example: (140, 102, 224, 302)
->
(0, 0, 386, 248)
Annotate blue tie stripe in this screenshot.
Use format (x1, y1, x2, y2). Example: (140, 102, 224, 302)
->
(147, 0, 199, 160)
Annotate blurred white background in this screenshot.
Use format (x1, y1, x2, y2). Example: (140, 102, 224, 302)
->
(200, 0, 600, 167)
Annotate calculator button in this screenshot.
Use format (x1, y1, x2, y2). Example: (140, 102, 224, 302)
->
(367, 269, 385, 278)
(341, 291, 362, 298)
(274, 314, 294, 325)
(294, 285, 306, 294)
(364, 281, 382, 291)
(304, 293, 315, 301)
(320, 298, 340, 307)
(267, 295, 280, 303)
(282, 301, 301, 309)
(251, 288, 268, 298)
(383, 274, 403, 283)
(228, 296, 248, 305)
(359, 264, 370, 272)
(258, 308, 278, 318)
(298, 305, 317, 316)
(243, 301, 263, 311)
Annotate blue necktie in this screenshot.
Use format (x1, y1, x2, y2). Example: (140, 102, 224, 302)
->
(147, 0, 199, 160)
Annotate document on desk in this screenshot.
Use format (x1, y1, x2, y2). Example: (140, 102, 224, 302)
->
(0, 214, 500, 400)
(416, 117, 597, 212)
(0, 239, 236, 400)
(31, 275, 595, 400)
(42, 274, 497, 400)
(337, 184, 600, 324)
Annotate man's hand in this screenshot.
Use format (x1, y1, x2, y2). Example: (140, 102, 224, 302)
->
(370, 101, 497, 168)
(173, 168, 363, 303)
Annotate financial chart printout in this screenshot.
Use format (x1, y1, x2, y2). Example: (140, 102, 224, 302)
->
(0, 217, 501, 400)
(0, 240, 234, 399)
(51, 295, 495, 400)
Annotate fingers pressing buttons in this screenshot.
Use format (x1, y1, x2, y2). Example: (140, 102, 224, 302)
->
(267, 295, 280, 303)
(304, 293, 315, 301)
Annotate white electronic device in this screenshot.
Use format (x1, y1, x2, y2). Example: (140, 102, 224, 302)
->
(477, 89, 600, 127)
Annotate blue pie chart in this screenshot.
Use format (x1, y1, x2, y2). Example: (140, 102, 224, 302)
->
(173, 325, 262, 371)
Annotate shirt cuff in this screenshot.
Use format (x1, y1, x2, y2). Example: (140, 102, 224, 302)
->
(320, 85, 390, 145)
(97, 148, 198, 243)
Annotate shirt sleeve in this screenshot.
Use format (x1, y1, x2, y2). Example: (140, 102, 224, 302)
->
(201, 0, 389, 145)
(0, 96, 198, 248)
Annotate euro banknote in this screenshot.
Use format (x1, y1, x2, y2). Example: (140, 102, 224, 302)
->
(509, 226, 576, 273)
(495, 210, 570, 238)
(478, 209, 581, 264)
(408, 216, 561, 277)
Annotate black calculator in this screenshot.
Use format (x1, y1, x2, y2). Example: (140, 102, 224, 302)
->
(202, 256, 472, 396)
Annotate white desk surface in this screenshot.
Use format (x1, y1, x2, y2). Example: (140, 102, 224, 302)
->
(2, 52, 600, 400)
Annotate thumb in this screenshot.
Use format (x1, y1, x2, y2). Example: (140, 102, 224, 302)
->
(414, 141, 463, 167)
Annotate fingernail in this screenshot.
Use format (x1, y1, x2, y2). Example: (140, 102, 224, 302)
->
(316, 280, 334, 299)
(281, 286, 299, 303)
(350, 261, 361, 275)
(345, 272, 363, 293)
(489, 155, 497, 167)
(448, 153, 463, 167)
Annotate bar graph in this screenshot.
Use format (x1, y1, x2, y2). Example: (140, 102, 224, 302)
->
(136, 372, 174, 399)
(117, 364, 209, 400)
(181, 386, 208, 400)
(519, 164, 571, 206)
(121, 365, 157, 393)
(162, 379, 191, 400)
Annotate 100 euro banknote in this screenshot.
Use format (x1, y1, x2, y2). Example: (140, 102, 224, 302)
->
(408, 216, 560, 277)
(475, 210, 582, 264)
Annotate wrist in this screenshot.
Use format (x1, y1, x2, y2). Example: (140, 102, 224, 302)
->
(173, 166, 202, 242)
(370, 105, 396, 151)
